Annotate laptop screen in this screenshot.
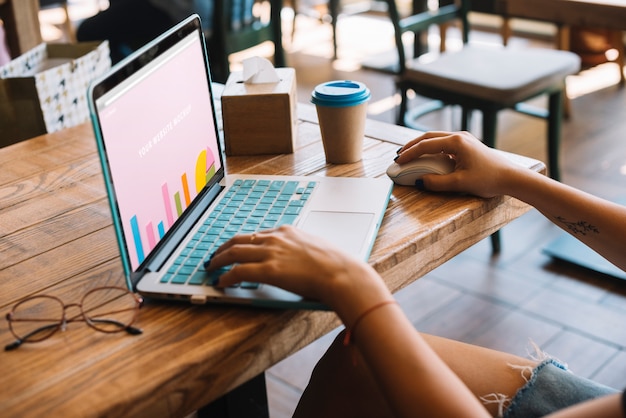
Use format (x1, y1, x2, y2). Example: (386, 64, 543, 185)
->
(91, 18, 222, 272)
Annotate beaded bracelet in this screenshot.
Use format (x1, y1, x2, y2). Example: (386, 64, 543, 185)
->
(343, 300, 398, 346)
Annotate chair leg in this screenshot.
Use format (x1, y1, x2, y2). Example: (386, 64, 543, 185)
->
(482, 109, 501, 254)
(556, 25, 572, 119)
(500, 17, 512, 46)
(329, 0, 339, 59)
(547, 90, 564, 181)
(490, 232, 501, 254)
(397, 84, 409, 126)
(461, 106, 471, 131)
(481, 109, 497, 148)
(270, 0, 286, 67)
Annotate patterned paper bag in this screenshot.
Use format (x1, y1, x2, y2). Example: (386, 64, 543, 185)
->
(0, 41, 110, 146)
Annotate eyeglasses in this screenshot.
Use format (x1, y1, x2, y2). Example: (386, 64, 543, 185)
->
(5, 286, 143, 351)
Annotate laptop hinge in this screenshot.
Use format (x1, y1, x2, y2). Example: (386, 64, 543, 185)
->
(139, 179, 224, 276)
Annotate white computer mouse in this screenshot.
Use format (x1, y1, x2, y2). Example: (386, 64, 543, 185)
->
(386, 154, 455, 186)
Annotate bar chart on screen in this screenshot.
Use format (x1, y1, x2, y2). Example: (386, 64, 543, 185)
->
(129, 146, 217, 264)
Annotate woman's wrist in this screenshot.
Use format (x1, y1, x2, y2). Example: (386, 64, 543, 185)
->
(328, 261, 393, 329)
(498, 163, 553, 205)
(343, 299, 398, 346)
(489, 157, 537, 198)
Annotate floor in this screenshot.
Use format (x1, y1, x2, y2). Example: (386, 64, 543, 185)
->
(266, 9, 626, 418)
(43, 3, 626, 417)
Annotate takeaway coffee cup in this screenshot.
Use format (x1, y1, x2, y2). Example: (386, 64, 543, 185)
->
(311, 80, 371, 164)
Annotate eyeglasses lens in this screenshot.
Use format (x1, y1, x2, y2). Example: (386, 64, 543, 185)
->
(10, 296, 64, 343)
(82, 287, 139, 332)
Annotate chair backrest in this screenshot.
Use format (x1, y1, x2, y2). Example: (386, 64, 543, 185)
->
(385, 0, 469, 74)
(207, 0, 284, 82)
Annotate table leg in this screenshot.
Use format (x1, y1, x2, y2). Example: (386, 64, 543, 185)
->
(197, 373, 269, 418)
(556, 25, 572, 119)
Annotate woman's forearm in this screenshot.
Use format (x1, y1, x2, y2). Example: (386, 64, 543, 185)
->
(351, 301, 491, 418)
(502, 167, 626, 271)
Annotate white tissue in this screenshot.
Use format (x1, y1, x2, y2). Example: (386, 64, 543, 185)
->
(242, 56, 280, 84)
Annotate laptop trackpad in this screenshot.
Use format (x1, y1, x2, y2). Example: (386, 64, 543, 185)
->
(299, 211, 374, 258)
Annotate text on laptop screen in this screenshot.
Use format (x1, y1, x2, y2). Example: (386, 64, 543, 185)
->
(95, 32, 221, 270)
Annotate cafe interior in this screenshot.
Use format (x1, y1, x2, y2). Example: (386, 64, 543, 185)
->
(1, 0, 626, 417)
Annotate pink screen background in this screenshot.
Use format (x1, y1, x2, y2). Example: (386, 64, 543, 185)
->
(98, 34, 221, 270)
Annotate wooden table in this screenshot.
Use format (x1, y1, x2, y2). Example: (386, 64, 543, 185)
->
(0, 104, 544, 418)
(495, 0, 626, 82)
(496, 0, 626, 32)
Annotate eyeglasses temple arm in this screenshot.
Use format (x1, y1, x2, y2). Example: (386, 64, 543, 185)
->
(5, 339, 23, 351)
(4, 322, 60, 351)
(5, 320, 142, 351)
(89, 317, 143, 335)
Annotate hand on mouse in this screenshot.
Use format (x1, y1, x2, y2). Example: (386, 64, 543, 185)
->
(395, 131, 525, 198)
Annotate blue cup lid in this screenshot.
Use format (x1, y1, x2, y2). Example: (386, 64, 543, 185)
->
(310, 80, 371, 107)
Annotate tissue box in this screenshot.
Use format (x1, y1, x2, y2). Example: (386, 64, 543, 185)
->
(221, 67, 297, 156)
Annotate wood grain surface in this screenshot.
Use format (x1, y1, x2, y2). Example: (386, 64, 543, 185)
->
(0, 104, 544, 418)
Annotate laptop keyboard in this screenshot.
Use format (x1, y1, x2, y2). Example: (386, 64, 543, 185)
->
(161, 179, 317, 287)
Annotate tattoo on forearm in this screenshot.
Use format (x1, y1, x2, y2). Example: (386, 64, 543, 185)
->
(556, 216, 599, 235)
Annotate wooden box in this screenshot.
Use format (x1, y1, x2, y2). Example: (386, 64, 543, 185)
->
(221, 67, 297, 156)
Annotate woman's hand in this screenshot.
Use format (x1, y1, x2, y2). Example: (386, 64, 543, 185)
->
(395, 131, 523, 198)
(205, 225, 388, 312)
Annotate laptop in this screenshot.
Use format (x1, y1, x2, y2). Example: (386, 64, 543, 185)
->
(87, 14, 393, 309)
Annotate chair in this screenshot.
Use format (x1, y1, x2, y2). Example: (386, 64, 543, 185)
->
(206, 0, 285, 83)
(288, 0, 397, 60)
(285, 0, 340, 59)
(384, 0, 579, 252)
(385, 0, 580, 183)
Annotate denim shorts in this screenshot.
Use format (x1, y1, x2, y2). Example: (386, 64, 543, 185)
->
(502, 358, 618, 418)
